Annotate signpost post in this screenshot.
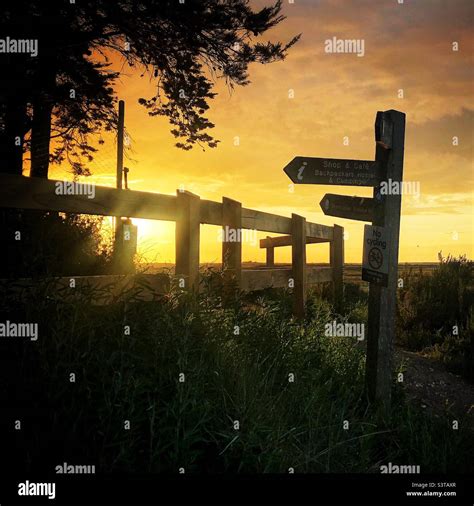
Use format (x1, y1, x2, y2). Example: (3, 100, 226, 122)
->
(365, 111, 405, 410)
(283, 110, 406, 411)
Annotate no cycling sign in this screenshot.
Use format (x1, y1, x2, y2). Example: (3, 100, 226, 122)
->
(362, 225, 389, 287)
(285, 110, 405, 406)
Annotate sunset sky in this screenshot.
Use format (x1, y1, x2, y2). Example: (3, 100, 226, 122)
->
(50, 0, 473, 264)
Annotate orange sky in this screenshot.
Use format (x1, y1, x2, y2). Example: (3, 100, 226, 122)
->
(50, 0, 473, 264)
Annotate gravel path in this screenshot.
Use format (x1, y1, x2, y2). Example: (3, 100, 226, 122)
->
(395, 347, 474, 429)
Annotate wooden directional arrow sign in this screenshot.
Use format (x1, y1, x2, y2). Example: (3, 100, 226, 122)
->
(282, 110, 406, 412)
(283, 157, 381, 187)
(320, 193, 374, 222)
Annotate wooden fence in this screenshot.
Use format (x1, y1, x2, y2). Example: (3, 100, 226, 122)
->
(0, 174, 344, 316)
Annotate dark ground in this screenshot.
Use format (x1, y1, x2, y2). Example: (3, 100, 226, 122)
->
(395, 347, 474, 429)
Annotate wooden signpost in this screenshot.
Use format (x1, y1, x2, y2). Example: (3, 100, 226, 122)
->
(366, 110, 405, 410)
(284, 110, 406, 410)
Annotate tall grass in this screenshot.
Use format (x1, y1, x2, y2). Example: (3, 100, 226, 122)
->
(397, 254, 473, 381)
(1, 273, 471, 475)
(1, 210, 113, 278)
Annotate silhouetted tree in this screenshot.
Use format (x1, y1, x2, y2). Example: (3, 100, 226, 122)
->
(0, 0, 299, 277)
(0, 0, 299, 177)
(27, 54, 118, 178)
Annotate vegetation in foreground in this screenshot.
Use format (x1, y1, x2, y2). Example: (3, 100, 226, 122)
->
(396, 254, 473, 382)
(2, 210, 113, 278)
(1, 274, 472, 475)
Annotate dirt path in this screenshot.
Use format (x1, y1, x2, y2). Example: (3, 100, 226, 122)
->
(395, 347, 474, 428)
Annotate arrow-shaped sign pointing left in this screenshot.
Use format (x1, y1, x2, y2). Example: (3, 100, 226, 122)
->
(284, 157, 381, 187)
(320, 193, 375, 222)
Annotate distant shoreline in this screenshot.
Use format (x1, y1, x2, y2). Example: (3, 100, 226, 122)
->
(139, 262, 442, 268)
(137, 262, 443, 277)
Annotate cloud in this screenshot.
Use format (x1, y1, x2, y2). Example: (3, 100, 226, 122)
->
(50, 0, 472, 262)
(407, 108, 473, 160)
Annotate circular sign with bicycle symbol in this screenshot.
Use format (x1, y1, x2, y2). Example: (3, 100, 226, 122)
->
(368, 247, 383, 270)
(362, 225, 389, 286)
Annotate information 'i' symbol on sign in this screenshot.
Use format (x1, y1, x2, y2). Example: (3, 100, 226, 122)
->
(368, 247, 383, 270)
(297, 162, 307, 181)
(283, 110, 406, 411)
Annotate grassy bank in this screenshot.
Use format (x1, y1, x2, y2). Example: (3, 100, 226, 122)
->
(1, 275, 472, 475)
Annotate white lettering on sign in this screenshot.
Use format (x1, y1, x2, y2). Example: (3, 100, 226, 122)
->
(322, 159, 372, 171)
(297, 162, 306, 180)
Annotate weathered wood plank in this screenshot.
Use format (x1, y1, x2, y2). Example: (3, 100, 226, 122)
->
(0, 173, 177, 221)
(200, 199, 222, 226)
(241, 208, 291, 234)
(306, 267, 333, 284)
(2, 266, 335, 306)
(241, 268, 292, 291)
(306, 222, 334, 241)
(260, 235, 329, 249)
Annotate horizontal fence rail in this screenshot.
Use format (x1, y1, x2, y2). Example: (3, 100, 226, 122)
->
(0, 174, 344, 315)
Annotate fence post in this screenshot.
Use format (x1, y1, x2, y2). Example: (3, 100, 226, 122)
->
(265, 237, 275, 267)
(222, 197, 242, 291)
(291, 213, 306, 318)
(175, 190, 200, 291)
(330, 224, 344, 312)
